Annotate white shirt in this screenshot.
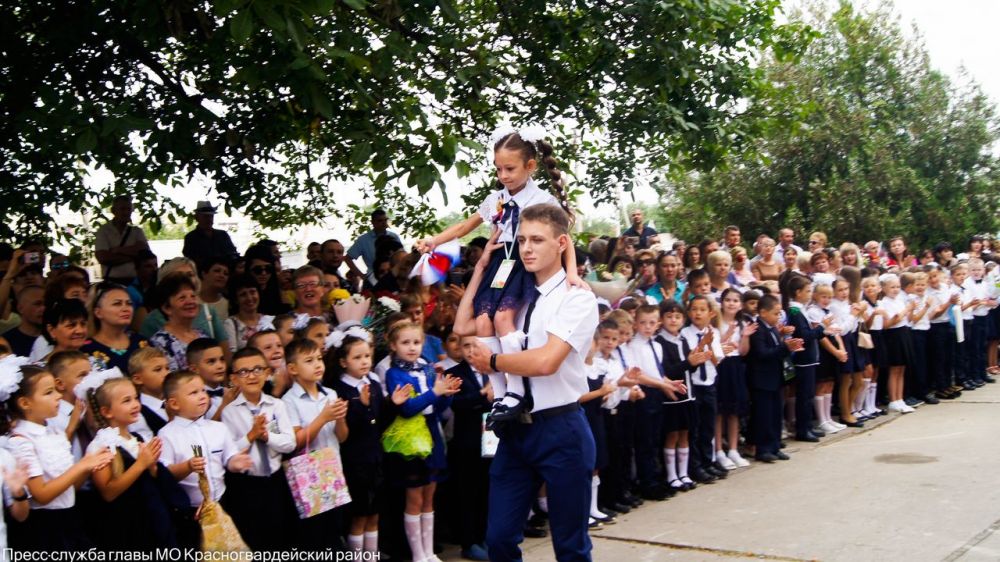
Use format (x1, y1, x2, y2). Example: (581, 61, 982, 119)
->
(907, 293, 933, 331)
(27, 336, 52, 364)
(46, 399, 84, 461)
(158, 416, 240, 506)
(436, 357, 459, 371)
(586, 358, 620, 411)
(775, 243, 803, 262)
(679, 325, 725, 386)
(129, 392, 169, 442)
(86, 427, 140, 459)
(95, 220, 148, 279)
(224, 315, 276, 353)
(0, 448, 17, 558)
(812, 272, 836, 288)
(806, 304, 838, 335)
(204, 385, 224, 420)
(718, 320, 743, 357)
(927, 285, 955, 324)
(627, 334, 665, 382)
(516, 269, 599, 412)
(7, 420, 76, 509)
(877, 294, 909, 328)
(477, 178, 558, 244)
(221, 393, 297, 477)
(282, 382, 342, 453)
(965, 278, 991, 316)
(830, 298, 857, 334)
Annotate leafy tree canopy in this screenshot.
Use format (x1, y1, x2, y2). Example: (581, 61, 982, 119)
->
(658, 0, 1000, 250)
(1, 0, 810, 244)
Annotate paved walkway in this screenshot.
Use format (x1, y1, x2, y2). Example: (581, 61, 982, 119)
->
(446, 383, 1000, 561)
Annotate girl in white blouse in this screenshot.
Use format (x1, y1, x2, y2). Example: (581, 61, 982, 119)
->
(2, 361, 112, 551)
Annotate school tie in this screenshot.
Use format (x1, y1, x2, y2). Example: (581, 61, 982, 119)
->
(697, 331, 709, 383)
(249, 406, 271, 476)
(521, 288, 541, 407)
(501, 199, 521, 236)
(648, 340, 665, 377)
(206, 388, 225, 398)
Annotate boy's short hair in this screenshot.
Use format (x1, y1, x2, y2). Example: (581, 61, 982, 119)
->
(398, 293, 422, 312)
(231, 347, 268, 368)
(163, 370, 199, 399)
(659, 299, 686, 317)
(607, 309, 633, 327)
(618, 298, 641, 312)
(597, 319, 620, 333)
(813, 284, 833, 296)
(913, 271, 929, 282)
(686, 269, 709, 285)
(47, 350, 88, 378)
(742, 289, 762, 303)
(186, 337, 222, 365)
(758, 294, 781, 311)
(285, 338, 321, 364)
(519, 204, 570, 236)
(128, 346, 168, 375)
(899, 272, 917, 289)
(247, 329, 279, 349)
(635, 304, 659, 318)
(292, 265, 324, 283)
(950, 262, 968, 274)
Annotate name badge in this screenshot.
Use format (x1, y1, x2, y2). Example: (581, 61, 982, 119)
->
(491, 259, 516, 289)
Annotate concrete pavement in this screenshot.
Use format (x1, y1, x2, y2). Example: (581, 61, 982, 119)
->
(474, 383, 1000, 561)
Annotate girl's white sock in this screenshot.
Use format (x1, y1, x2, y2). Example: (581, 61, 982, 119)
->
(664, 448, 678, 482)
(678, 448, 690, 479)
(347, 534, 363, 554)
(499, 331, 528, 408)
(538, 496, 549, 513)
(823, 393, 834, 423)
(420, 512, 435, 560)
(404, 513, 425, 561)
(363, 531, 379, 553)
(855, 379, 870, 413)
(868, 383, 878, 413)
(590, 476, 605, 519)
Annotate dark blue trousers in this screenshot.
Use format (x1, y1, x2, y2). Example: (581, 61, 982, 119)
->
(955, 320, 973, 383)
(689, 384, 717, 469)
(927, 323, 954, 391)
(634, 387, 665, 488)
(750, 388, 782, 456)
(793, 365, 817, 437)
(908, 329, 929, 397)
(972, 316, 988, 381)
(486, 408, 595, 562)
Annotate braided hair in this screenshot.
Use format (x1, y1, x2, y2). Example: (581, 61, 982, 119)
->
(494, 133, 573, 222)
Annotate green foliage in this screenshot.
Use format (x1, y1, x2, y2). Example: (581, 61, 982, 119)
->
(659, 1, 1000, 250)
(142, 220, 190, 241)
(0, 0, 810, 246)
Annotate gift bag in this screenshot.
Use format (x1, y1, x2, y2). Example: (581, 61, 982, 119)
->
(381, 413, 433, 459)
(196, 466, 248, 552)
(284, 446, 353, 519)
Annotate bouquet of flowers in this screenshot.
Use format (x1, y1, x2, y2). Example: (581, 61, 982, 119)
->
(585, 265, 639, 303)
(331, 292, 369, 328)
(367, 296, 401, 356)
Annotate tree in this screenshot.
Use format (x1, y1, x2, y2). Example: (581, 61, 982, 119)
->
(1, 0, 809, 245)
(658, 1, 1000, 250)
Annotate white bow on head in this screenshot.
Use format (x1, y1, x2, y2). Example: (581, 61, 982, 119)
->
(325, 326, 374, 351)
(488, 124, 550, 163)
(0, 355, 29, 403)
(74, 367, 125, 401)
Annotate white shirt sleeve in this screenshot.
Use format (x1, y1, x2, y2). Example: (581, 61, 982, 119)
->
(7, 437, 42, 479)
(268, 401, 298, 455)
(546, 289, 599, 354)
(478, 191, 501, 224)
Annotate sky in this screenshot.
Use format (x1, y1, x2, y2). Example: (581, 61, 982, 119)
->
(80, 0, 1000, 258)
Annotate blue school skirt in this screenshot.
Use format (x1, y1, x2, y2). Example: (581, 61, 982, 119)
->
(472, 244, 535, 318)
(716, 357, 749, 416)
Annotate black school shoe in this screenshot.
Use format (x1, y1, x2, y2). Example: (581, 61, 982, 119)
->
(775, 451, 790, 460)
(755, 452, 778, 463)
(690, 468, 717, 483)
(708, 463, 729, 479)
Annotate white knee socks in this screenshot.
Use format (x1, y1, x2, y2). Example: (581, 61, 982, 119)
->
(678, 447, 690, 479)
(664, 448, 678, 482)
(363, 531, 378, 553)
(347, 533, 363, 554)
(420, 512, 435, 559)
(855, 379, 870, 413)
(404, 513, 425, 561)
(590, 476, 605, 518)
(823, 393, 834, 423)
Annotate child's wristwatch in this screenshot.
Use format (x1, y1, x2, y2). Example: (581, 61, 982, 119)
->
(11, 489, 27, 502)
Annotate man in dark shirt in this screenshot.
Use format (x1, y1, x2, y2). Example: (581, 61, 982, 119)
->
(181, 201, 239, 264)
(2, 285, 44, 357)
(623, 209, 660, 249)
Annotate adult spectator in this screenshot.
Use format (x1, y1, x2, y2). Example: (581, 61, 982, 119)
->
(94, 195, 150, 284)
(775, 228, 803, 262)
(346, 209, 403, 285)
(306, 242, 322, 264)
(1, 285, 44, 356)
(320, 239, 348, 287)
(182, 200, 239, 263)
(807, 232, 828, 254)
(80, 282, 148, 372)
(622, 208, 659, 249)
(634, 249, 658, 292)
(199, 256, 231, 321)
(885, 236, 916, 268)
(751, 237, 784, 282)
(719, 225, 742, 251)
(148, 273, 209, 371)
(244, 244, 289, 315)
(645, 253, 685, 303)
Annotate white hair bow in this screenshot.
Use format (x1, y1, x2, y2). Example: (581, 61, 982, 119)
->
(0, 355, 29, 403)
(74, 367, 124, 401)
(291, 313, 312, 331)
(488, 124, 550, 163)
(325, 326, 374, 351)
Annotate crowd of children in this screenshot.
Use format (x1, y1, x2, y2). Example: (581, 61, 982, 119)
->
(0, 125, 998, 559)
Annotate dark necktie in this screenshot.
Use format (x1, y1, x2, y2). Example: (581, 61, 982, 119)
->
(249, 406, 270, 474)
(206, 388, 224, 398)
(521, 288, 541, 406)
(648, 340, 665, 377)
(501, 199, 521, 235)
(697, 331, 708, 383)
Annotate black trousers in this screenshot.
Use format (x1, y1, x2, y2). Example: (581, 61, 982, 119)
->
(907, 330, 929, 397)
(971, 316, 988, 380)
(794, 365, 816, 436)
(616, 401, 638, 491)
(599, 410, 626, 506)
(750, 388, 782, 456)
(446, 447, 491, 549)
(634, 387, 665, 488)
(927, 323, 954, 391)
(690, 384, 717, 469)
(955, 320, 973, 383)
(222, 470, 298, 551)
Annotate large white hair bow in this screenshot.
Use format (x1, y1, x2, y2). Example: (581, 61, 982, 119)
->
(74, 367, 124, 401)
(0, 355, 29, 402)
(325, 326, 374, 351)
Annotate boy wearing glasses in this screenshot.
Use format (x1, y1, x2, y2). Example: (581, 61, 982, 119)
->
(220, 347, 299, 550)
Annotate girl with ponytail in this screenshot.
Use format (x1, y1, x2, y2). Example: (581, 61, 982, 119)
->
(85, 375, 187, 549)
(415, 126, 586, 422)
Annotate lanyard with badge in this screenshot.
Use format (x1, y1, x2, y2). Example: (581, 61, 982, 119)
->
(491, 197, 521, 289)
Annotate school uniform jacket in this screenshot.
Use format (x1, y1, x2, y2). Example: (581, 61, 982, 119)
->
(331, 374, 386, 468)
(446, 361, 492, 454)
(787, 305, 825, 367)
(747, 322, 790, 391)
